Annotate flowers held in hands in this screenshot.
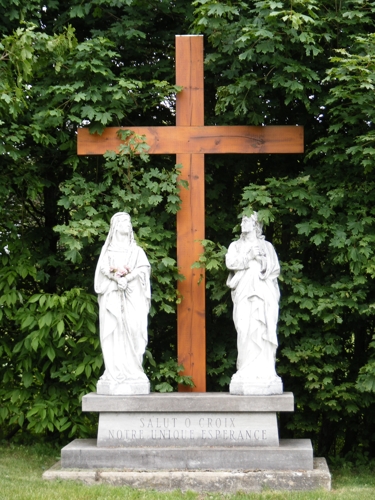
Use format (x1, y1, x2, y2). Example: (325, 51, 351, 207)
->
(110, 265, 132, 291)
(110, 265, 131, 278)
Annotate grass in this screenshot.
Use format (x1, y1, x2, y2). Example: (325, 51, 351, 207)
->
(1, 443, 375, 500)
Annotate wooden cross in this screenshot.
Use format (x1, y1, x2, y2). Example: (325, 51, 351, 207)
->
(77, 35, 304, 392)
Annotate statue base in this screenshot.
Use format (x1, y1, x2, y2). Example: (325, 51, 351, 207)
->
(97, 379, 150, 395)
(230, 376, 283, 395)
(45, 393, 331, 492)
(62, 392, 311, 471)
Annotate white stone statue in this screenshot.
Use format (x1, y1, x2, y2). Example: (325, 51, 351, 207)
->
(94, 212, 151, 395)
(226, 213, 283, 395)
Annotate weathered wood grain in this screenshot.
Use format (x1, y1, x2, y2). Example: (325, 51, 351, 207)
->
(77, 126, 304, 155)
(176, 36, 206, 392)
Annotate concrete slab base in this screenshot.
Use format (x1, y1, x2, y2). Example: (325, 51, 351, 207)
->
(43, 457, 331, 492)
(61, 438, 313, 471)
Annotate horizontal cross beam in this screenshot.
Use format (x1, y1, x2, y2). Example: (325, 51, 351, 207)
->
(77, 126, 304, 156)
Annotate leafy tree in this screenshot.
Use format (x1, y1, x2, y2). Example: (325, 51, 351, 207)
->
(1, 0, 375, 461)
(0, 0, 194, 441)
(193, 0, 375, 459)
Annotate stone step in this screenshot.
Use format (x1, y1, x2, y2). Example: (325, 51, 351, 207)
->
(61, 438, 313, 471)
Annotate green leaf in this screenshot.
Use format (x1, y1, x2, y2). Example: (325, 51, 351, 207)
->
(46, 347, 56, 362)
(57, 320, 65, 335)
(22, 372, 33, 388)
(75, 364, 85, 376)
(21, 315, 34, 329)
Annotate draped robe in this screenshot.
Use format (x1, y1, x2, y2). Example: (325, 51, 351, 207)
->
(95, 242, 151, 384)
(226, 236, 280, 382)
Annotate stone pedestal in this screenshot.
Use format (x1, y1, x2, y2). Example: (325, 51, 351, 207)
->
(96, 379, 150, 395)
(62, 392, 310, 471)
(89, 392, 285, 449)
(46, 392, 331, 492)
(230, 376, 283, 395)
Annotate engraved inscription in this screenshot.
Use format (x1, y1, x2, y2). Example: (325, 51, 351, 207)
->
(108, 416, 267, 442)
(97, 411, 279, 448)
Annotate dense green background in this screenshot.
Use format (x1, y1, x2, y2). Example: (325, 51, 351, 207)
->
(1, 0, 375, 462)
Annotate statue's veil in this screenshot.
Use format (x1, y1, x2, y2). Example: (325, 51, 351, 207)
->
(94, 212, 135, 293)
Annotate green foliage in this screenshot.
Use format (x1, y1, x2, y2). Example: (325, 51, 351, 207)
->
(144, 351, 194, 392)
(193, 0, 375, 458)
(0, 0, 194, 442)
(312, 33, 375, 174)
(55, 132, 184, 316)
(0, 268, 100, 438)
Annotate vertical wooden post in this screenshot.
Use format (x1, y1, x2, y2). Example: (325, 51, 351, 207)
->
(176, 35, 206, 392)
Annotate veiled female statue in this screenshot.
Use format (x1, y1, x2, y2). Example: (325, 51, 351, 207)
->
(226, 213, 283, 395)
(94, 212, 151, 395)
